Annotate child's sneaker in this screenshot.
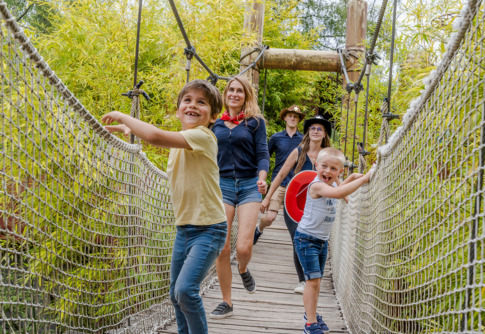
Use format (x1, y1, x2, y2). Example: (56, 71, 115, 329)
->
(253, 226, 263, 245)
(303, 313, 329, 332)
(303, 322, 323, 334)
(294, 281, 306, 294)
(209, 302, 233, 319)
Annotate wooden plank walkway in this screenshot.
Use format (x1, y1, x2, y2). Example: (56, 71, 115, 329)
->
(160, 213, 349, 333)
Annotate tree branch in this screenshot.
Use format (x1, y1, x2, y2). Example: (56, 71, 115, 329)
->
(16, 4, 34, 22)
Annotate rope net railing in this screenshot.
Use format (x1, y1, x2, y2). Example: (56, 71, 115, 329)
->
(331, 0, 484, 332)
(1, 0, 484, 333)
(0, 2, 238, 333)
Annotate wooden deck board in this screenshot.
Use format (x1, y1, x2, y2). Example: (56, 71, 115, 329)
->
(158, 213, 348, 333)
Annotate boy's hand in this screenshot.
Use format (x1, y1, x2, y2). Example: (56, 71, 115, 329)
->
(257, 179, 267, 195)
(364, 164, 377, 182)
(105, 124, 132, 136)
(351, 173, 364, 181)
(101, 111, 126, 125)
(260, 197, 270, 213)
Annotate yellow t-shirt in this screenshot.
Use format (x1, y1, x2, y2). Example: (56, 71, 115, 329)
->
(167, 126, 226, 226)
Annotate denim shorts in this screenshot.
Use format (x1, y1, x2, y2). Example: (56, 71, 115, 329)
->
(219, 176, 262, 207)
(293, 230, 328, 281)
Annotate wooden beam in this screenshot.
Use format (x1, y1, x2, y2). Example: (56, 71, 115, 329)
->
(258, 48, 345, 72)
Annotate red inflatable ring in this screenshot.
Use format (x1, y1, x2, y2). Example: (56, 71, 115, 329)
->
(284, 170, 317, 223)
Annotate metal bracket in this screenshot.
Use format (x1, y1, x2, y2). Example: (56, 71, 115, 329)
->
(382, 112, 399, 120)
(367, 52, 381, 65)
(358, 142, 370, 156)
(122, 80, 150, 101)
(207, 74, 219, 86)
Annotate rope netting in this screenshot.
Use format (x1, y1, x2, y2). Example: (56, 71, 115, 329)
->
(331, 0, 484, 332)
(0, 3, 238, 333)
(1, 0, 484, 333)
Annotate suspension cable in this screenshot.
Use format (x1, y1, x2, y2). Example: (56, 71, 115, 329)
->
(387, 0, 399, 110)
(354, 0, 389, 88)
(261, 68, 268, 115)
(167, 0, 191, 48)
(338, 48, 352, 92)
(166, 0, 267, 84)
(133, 0, 143, 88)
(350, 92, 360, 173)
(380, 0, 400, 144)
(334, 72, 340, 146)
(363, 66, 371, 150)
(358, 63, 372, 173)
(343, 92, 351, 161)
(461, 95, 485, 331)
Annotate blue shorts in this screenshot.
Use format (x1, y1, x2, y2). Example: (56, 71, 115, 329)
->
(220, 176, 262, 207)
(293, 230, 328, 281)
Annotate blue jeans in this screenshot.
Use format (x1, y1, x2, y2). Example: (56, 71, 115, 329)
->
(219, 176, 262, 206)
(170, 222, 227, 334)
(293, 230, 328, 281)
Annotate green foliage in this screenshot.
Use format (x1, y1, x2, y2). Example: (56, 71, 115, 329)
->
(297, 0, 347, 50)
(2, 0, 482, 331)
(261, 1, 341, 131)
(5, 0, 56, 33)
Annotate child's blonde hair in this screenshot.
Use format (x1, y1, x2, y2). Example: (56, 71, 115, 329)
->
(316, 147, 345, 167)
(177, 79, 223, 117)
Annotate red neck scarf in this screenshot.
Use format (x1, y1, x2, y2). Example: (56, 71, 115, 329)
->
(220, 110, 245, 125)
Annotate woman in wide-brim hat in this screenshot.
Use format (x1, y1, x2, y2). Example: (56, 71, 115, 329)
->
(260, 114, 332, 292)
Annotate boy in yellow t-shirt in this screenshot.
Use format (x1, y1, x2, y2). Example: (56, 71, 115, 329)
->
(102, 80, 227, 334)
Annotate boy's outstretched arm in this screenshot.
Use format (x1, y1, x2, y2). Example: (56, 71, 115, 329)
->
(102, 111, 190, 149)
(311, 170, 372, 199)
(340, 173, 364, 185)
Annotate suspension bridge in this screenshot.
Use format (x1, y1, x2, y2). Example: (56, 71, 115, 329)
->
(1, 0, 484, 333)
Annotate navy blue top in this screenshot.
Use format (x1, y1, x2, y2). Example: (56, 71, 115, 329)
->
(212, 117, 270, 179)
(268, 130, 303, 186)
(296, 147, 314, 173)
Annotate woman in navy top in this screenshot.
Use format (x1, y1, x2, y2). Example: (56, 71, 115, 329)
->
(210, 76, 269, 319)
(260, 115, 332, 293)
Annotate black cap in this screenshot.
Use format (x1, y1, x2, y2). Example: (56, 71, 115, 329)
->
(303, 115, 332, 137)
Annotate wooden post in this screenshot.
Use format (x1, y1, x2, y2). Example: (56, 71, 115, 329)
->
(240, 0, 265, 93)
(344, 0, 367, 85)
(341, 0, 367, 160)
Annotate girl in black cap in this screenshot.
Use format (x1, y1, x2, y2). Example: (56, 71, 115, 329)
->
(260, 115, 332, 293)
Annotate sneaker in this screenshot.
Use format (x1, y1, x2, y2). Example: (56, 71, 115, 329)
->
(253, 226, 263, 245)
(294, 281, 306, 294)
(303, 322, 323, 334)
(238, 265, 256, 294)
(209, 302, 233, 319)
(303, 313, 329, 333)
